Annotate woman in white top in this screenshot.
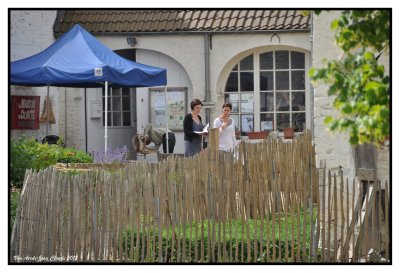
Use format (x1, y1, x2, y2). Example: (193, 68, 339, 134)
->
(213, 102, 238, 152)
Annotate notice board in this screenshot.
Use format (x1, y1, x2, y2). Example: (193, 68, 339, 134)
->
(11, 95, 40, 130)
(149, 87, 187, 131)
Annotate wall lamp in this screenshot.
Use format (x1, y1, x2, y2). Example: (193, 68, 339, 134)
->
(127, 37, 137, 47)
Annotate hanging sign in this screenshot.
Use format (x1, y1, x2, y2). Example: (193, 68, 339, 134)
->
(11, 95, 40, 129)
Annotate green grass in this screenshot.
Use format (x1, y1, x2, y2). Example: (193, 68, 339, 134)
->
(120, 208, 319, 263)
(9, 183, 319, 263)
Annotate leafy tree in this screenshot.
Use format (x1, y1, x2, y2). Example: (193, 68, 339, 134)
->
(309, 10, 390, 145)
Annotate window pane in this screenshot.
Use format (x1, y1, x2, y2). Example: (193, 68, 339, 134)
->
(291, 51, 305, 69)
(123, 112, 131, 126)
(291, 71, 305, 90)
(276, 92, 290, 111)
(241, 114, 254, 132)
(260, 92, 274, 112)
(240, 72, 254, 91)
(230, 114, 239, 131)
(260, 113, 274, 131)
(122, 97, 130, 111)
(112, 89, 121, 97)
(240, 93, 254, 112)
(112, 97, 121, 111)
(292, 112, 305, 132)
(260, 52, 273, 70)
(240, 55, 253, 70)
(224, 94, 239, 112)
(122, 88, 130, 96)
(103, 112, 112, 127)
(225, 72, 238, 92)
(276, 71, 289, 90)
(276, 113, 290, 131)
(275, 51, 289, 69)
(232, 64, 238, 71)
(113, 112, 121, 126)
(292, 92, 305, 111)
(260, 71, 273, 90)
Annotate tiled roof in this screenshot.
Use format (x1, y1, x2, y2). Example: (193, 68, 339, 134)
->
(54, 9, 310, 36)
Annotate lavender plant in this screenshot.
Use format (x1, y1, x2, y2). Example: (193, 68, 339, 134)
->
(92, 145, 129, 163)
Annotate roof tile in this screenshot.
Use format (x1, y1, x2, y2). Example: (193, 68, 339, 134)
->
(54, 9, 310, 36)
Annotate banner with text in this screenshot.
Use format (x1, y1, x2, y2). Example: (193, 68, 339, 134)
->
(11, 95, 40, 130)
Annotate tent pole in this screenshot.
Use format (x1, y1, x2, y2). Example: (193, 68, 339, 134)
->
(46, 85, 49, 136)
(64, 88, 68, 146)
(84, 88, 88, 153)
(164, 85, 169, 153)
(105, 81, 108, 154)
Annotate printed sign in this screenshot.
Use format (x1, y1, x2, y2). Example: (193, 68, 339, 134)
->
(149, 88, 187, 131)
(11, 96, 40, 129)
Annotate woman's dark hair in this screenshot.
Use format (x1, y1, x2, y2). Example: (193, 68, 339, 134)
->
(222, 102, 232, 110)
(190, 99, 203, 110)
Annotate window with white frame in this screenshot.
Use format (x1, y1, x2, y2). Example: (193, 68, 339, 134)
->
(224, 50, 307, 135)
(102, 87, 133, 127)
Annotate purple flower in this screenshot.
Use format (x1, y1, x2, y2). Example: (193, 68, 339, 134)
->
(92, 145, 128, 163)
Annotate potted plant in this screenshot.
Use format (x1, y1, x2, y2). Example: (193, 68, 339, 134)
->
(277, 121, 298, 139)
(283, 127, 294, 139)
(247, 130, 269, 139)
(235, 131, 241, 139)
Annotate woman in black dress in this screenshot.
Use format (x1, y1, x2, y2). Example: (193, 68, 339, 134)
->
(183, 99, 204, 157)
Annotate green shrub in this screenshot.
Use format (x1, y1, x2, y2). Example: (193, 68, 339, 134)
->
(10, 136, 93, 188)
(10, 191, 20, 236)
(10, 137, 36, 187)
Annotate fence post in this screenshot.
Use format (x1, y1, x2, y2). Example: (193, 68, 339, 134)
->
(309, 152, 317, 261)
(208, 128, 219, 153)
(156, 197, 163, 262)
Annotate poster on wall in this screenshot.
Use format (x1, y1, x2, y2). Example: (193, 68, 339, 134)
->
(241, 114, 254, 132)
(149, 88, 187, 131)
(261, 120, 273, 131)
(11, 95, 40, 130)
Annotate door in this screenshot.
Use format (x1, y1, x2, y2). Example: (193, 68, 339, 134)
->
(86, 87, 137, 160)
(86, 48, 138, 160)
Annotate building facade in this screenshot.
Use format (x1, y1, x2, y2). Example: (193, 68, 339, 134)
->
(10, 9, 390, 183)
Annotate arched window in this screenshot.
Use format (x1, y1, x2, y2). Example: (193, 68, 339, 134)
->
(224, 50, 307, 135)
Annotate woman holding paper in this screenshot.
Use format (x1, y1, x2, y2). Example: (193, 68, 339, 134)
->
(213, 102, 238, 152)
(183, 99, 205, 157)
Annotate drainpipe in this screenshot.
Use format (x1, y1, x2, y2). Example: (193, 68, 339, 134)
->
(309, 10, 318, 260)
(204, 34, 211, 124)
(310, 11, 315, 143)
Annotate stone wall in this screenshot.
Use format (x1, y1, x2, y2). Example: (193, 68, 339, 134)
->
(10, 10, 60, 140)
(312, 11, 390, 184)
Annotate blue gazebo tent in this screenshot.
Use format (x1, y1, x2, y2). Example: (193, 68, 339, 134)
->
(11, 24, 167, 151)
(11, 24, 166, 88)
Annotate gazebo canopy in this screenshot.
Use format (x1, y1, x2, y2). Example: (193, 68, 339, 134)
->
(10, 24, 167, 88)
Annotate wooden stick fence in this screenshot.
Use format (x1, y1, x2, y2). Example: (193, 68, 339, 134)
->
(10, 131, 390, 263)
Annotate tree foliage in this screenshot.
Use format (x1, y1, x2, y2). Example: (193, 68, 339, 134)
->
(309, 10, 390, 145)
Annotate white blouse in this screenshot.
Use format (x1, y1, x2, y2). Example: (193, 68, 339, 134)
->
(213, 117, 238, 152)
